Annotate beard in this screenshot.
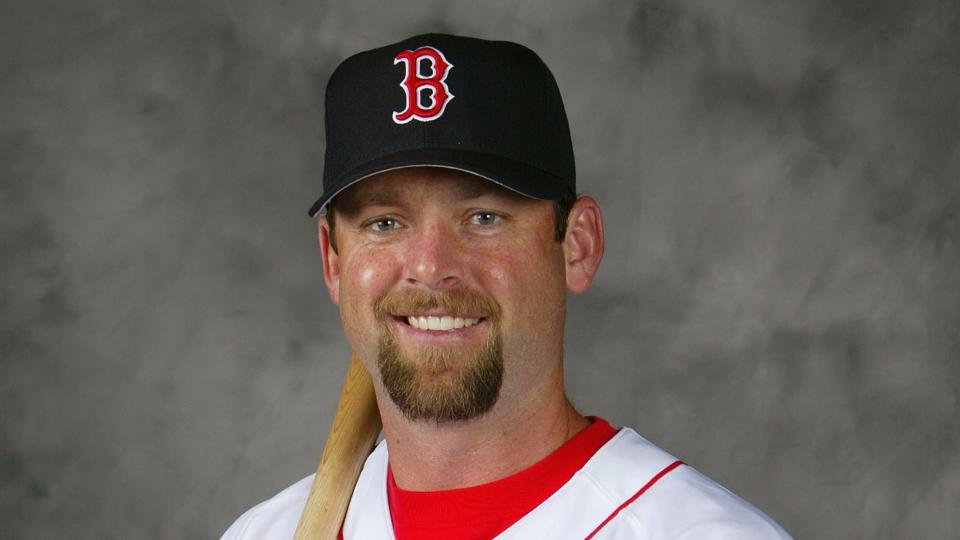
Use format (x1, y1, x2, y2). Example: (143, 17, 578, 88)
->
(374, 289, 503, 422)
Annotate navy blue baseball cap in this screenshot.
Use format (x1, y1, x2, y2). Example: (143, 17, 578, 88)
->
(308, 33, 576, 217)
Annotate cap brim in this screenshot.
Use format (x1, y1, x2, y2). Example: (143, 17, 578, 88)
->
(308, 148, 573, 217)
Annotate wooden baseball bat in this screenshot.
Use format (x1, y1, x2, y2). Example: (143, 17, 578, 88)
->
(294, 353, 382, 539)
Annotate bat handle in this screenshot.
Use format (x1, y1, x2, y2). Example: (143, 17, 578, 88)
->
(294, 354, 382, 539)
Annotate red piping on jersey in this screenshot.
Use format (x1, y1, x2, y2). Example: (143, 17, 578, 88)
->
(583, 459, 685, 540)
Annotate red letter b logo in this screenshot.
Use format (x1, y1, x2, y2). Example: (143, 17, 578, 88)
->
(393, 46, 454, 124)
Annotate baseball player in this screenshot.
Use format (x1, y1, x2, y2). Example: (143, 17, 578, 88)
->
(222, 33, 792, 539)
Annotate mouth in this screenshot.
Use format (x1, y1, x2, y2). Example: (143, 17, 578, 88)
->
(392, 314, 485, 332)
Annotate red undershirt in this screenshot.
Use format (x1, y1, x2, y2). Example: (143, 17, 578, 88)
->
(385, 417, 618, 540)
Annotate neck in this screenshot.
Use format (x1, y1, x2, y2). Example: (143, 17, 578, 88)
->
(378, 371, 589, 491)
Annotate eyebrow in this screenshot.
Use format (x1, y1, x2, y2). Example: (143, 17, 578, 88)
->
(456, 185, 487, 200)
(357, 191, 402, 208)
(337, 176, 520, 217)
(335, 186, 404, 215)
(354, 183, 490, 204)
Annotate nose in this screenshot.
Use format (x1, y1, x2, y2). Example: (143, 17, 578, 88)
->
(403, 221, 463, 290)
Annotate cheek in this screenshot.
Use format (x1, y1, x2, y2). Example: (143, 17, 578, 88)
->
(483, 262, 512, 289)
(341, 249, 402, 308)
(356, 265, 380, 289)
(473, 241, 565, 308)
(474, 245, 566, 366)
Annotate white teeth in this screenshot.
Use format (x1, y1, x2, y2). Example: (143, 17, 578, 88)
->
(405, 316, 481, 331)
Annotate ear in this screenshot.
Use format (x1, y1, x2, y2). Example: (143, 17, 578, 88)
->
(318, 215, 341, 305)
(562, 196, 604, 293)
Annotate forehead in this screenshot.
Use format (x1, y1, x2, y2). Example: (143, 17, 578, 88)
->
(332, 167, 533, 213)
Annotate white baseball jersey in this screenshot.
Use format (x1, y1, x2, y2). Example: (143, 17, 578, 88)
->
(222, 427, 791, 539)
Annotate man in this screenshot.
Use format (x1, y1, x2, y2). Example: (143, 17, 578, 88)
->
(223, 33, 791, 539)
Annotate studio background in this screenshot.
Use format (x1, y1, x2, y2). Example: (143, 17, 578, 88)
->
(2, 1, 958, 538)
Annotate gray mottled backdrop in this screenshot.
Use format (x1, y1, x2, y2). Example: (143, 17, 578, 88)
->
(2, 0, 958, 538)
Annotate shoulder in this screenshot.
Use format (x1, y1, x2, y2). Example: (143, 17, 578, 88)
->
(220, 474, 314, 540)
(220, 442, 391, 540)
(583, 427, 791, 539)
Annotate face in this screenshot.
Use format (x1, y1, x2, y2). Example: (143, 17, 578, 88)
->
(319, 167, 572, 423)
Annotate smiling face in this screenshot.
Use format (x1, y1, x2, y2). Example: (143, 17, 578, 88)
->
(319, 167, 574, 423)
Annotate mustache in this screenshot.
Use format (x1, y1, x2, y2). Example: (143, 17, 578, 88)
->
(374, 289, 502, 320)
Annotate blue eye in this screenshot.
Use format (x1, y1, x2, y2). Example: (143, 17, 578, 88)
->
(370, 218, 398, 232)
(473, 212, 499, 226)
